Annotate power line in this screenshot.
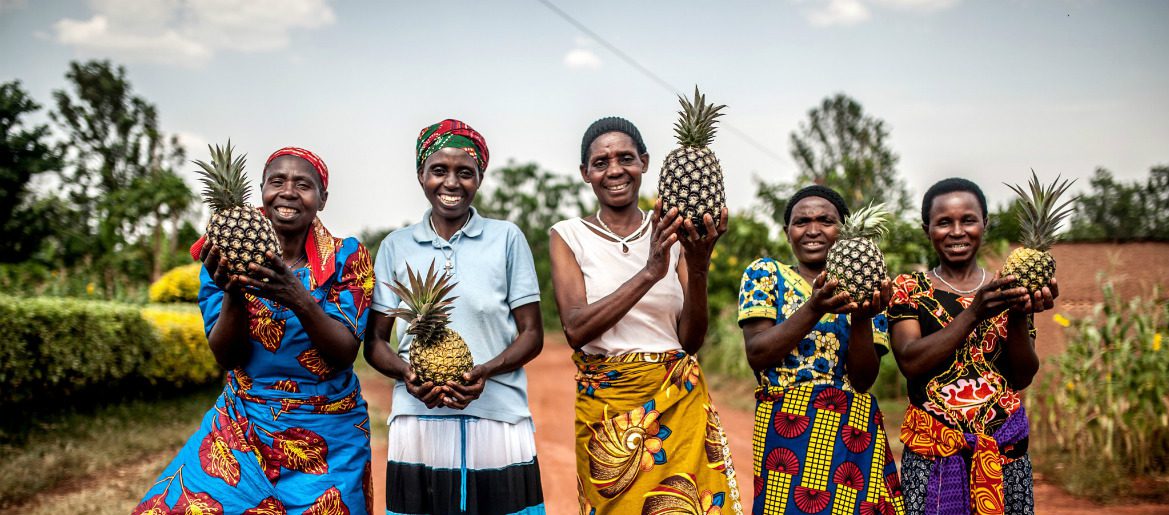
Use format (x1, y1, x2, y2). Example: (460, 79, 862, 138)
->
(533, 0, 787, 164)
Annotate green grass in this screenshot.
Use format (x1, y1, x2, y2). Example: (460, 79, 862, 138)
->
(0, 383, 221, 510)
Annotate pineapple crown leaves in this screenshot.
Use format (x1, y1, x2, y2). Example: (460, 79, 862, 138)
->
(193, 140, 251, 211)
(1005, 169, 1077, 251)
(385, 260, 459, 343)
(840, 202, 891, 241)
(673, 86, 726, 148)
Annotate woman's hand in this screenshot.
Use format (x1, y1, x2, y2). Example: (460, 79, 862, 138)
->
(853, 279, 892, 320)
(972, 274, 1030, 320)
(679, 207, 729, 270)
(201, 244, 246, 295)
(808, 272, 857, 315)
(234, 251, 312, 308)
(443, 365, 487, 409)
(1010, 278, 1060, 315)
(643, 199, 683, 281)
(402, 369, 446, 409)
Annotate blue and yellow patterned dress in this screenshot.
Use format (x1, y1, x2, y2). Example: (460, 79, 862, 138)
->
(738, 257, 904, 515)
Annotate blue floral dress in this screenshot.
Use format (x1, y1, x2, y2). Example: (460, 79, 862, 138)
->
(738, 257, 904, 515)
(136, 225, 375, 515)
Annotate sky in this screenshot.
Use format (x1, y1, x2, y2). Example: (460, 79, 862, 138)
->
(2, 0, 1167, 237)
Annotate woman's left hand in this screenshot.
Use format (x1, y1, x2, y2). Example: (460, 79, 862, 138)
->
(679, 207, 729, 267)
(1010, 278, 1060, 315)
(443, 365, 487, 409)
(852, 279, 892, 320)
(235, 251, 310, 308)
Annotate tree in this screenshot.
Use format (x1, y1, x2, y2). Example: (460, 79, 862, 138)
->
(1066, 166, 1169, 242)
(50, 60, 193, 285)
(0, 81, 62, 262)
(474, 162, 588, 328)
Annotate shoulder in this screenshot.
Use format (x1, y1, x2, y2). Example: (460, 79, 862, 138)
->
(892, 272, 928, 292)
(549, 217, 581, 235)
(742, 257, 782, 280)
(480, 217, 523, 236)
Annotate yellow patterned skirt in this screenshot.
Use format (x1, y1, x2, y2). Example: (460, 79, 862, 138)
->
(574, 350, 744, 515)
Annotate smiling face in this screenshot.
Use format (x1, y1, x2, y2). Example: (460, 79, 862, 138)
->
(419, 147, 482, 223)
(925, 191, 986, 267)
(580, 131, 648, 210)
(261, 155, 326, 236)
(785, 196, 841, 268)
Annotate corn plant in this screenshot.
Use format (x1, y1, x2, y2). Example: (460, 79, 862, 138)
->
(1030, 280, 1169, 498)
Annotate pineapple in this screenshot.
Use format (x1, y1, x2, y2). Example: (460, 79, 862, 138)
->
(386, 261, 473, 385)
(825, 203, 891, 301)
(658, 86, 727, 235)
(194, 141, 282, 276)
(1001, 171, 1076, 293)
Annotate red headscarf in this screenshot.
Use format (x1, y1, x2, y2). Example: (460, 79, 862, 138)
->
(265, 146, 329, 191)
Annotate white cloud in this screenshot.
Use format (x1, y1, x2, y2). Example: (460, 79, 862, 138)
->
(51, 0, 335, 67)
(563, 48, 602, 70)
(796, 0, 960, 27)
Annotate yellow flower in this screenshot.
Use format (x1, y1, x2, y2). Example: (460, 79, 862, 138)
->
(1154, 333, 1163, 352)
(728, 255, 739, 267)
(1065, 381, 1075, 392)
(85, 282, 95, 295)
(1053, 313, 1070, 328)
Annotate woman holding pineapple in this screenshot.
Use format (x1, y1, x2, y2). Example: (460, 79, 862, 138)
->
(889, 178, 1061, 515)
(737, 185, 905, 515)
(136, 146, 376, 514)
(365, 119, 546, 515)
(550, 116, 741, 514)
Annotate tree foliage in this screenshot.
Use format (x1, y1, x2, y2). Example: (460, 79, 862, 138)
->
(50, 60, 194, 285)
(0, 81, 63, 262)
(1065, 166, 1169, 242)
(473, 162, 589, 328)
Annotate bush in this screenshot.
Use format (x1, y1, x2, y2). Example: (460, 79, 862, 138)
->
(140, 305, 219, 387)
(1031, 281, 1169, 500)
(0, 295, 220, 410)
(148, 262, 201, 303)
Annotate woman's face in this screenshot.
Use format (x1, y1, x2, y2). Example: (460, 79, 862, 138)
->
(785, 196, 841, 268)
(262, 155, 326, 236)
(418, 147, 482, 222)
(579, 131, 647, 210)
(925, 191, 986, 267)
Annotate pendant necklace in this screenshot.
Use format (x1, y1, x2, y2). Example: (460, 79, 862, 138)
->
(429, 213, 470, 274)
(582, 209, 650, 253)
(931, 266, 986, 295)
(285, 253, 307, 270)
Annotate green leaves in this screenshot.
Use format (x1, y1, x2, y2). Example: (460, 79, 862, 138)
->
(673, 86, 726, 149)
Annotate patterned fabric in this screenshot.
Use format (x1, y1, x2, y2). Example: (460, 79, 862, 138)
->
(574, 351, 743, 515)
(137, 235, 375, 515)
(737, 258, 904, 515)
(901, 450, 1034, 515)
(886, 272, 1034, 435)
(266, 146, 330, 190)
(190, 216, 340, 290)
(900, 405, 1030, 515)
(416, 118, 489, 172)
(737, 258, 890, 389)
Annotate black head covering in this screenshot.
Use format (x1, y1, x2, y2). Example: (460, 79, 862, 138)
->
(784, 185, 850, 226)
(921, 177, 988, 225)
(580, 116, 648, 165)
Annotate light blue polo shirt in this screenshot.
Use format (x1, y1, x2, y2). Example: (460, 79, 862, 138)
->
(371, 207, 540, 425)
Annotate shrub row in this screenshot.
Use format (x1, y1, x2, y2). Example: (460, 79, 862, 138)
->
(0, 295, 220, 407)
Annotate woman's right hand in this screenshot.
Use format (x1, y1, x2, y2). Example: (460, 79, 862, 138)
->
(971, 274, 1030, 321)
(200, 244, 244, 295)
(808, 272, 857, 315)
(402, 369, 446, 409)
(643, 199, 683, 281)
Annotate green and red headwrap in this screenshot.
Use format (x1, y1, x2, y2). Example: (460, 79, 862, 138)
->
(415, 119, 489, 173)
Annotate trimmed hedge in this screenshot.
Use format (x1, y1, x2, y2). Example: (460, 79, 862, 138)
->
(149, 263, 202, 303)
(0, 295, 220, 407)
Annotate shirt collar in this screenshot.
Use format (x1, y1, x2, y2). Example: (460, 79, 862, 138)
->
(412, 207, 484, 244)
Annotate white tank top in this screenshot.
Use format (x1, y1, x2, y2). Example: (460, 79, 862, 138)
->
(551, 217, 684, 355)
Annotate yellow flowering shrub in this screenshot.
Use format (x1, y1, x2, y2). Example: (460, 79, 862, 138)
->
(148, 263, 202, 303)
(140, 305, 221, 387)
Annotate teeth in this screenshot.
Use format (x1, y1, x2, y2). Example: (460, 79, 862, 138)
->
(439, 195, 462, 205)
(276, 207, 297, 217)
(605, 183, 629, 192)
